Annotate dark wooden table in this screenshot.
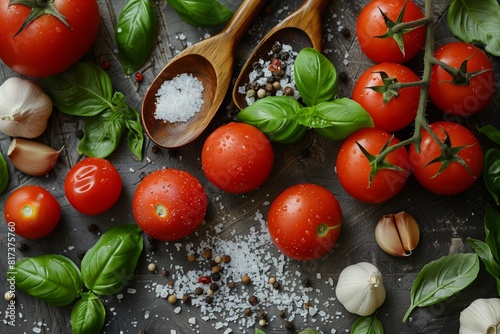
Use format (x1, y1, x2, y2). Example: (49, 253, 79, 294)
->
(1, 0, 499, 333)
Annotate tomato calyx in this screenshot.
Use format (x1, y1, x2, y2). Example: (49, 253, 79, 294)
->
(155, 204, 168, 218)
(366, 71, 401, 104)
(316, 223, 340, 238)
(434, 52, 493, 87)
(356, 137, 408, 186)
(423, 127, 476, 178)
(9, 0, 71, 36)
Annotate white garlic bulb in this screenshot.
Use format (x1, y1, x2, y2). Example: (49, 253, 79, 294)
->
(336, 262, 386, 316)
(0, 77, 53, 138)
(460, 298, 500, 334)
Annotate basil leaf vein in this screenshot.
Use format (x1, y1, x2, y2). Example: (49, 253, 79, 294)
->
(351, 315, 384, 334)
(70, 292, 106, 334)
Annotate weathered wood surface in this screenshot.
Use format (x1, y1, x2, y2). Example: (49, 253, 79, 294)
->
(1, 0, 499, 333)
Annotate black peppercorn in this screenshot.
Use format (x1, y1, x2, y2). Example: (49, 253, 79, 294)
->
(205, 296, 214, 304)
(147, 244, 155, 252)
(341, 27, 351, 38)
(244, 308, 252, 316)
(16, 242, 27, 252)
(151, 145, 159, 154)
(339, 71, 348, 83)
(182, 294, 192, 305)
(138, 330, 147, 334)
(285, 320, 294, 330)
(303, 279, 312, 287)
(161, 269, 169, 277)
(194, 287, 203, 295)
(77, 250, 86, 259)
(256, 310, 267, 320)
(248, 295, 259, 306)
(211, 272, 221, 282)
(76, 129, 84, 139)
(87, 223, 97, 232)
(279, 310, 286, 318)
(209, 283, 219, 292)
(227, 281, 236, 289)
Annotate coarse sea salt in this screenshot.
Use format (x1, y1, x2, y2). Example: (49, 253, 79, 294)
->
(155, 73, 204, 123)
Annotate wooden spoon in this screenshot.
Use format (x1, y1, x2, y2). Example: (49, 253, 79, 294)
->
(232, 0, 330, 110)
(142, 0, 268, 149)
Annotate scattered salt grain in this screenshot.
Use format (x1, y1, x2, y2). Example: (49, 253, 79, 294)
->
(127, 288, 137, 294)
(155, 73, 204, 123)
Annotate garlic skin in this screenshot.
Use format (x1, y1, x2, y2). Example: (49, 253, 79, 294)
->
(336, 262, 386, 316)
(460, 298, 500, 334)
(375, 211, 420, 257)
(0, 77, 53, 138)
(8, 138, 63, 176)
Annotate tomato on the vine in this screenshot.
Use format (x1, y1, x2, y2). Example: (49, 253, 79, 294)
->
(132, 169, 207, 241)
(202, 122, 274, 194)
(336, 128, 411, 203)
(64, 157, 122, 216)
(409, 121, 483, 195)
(352, 63, 420, 132)
(4, 185, 61, 239)
(429, 42, 495, 116)
(0, 0, 100, 77)
(356, 0, 426, 63)
(267, 183, 342, 261)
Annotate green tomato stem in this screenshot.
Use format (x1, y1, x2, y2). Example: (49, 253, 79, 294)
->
(316, 223, 340, 238)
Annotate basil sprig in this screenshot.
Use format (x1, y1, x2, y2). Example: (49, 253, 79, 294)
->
(116, 0, 157, 76)
(8, 224, 143, 334)
(447, 0, 500, 56)
(42, 62, 144, 160)
(402, 253, 479, 322)
(167, 0, 233, 27)
(237, 48, 373, 144)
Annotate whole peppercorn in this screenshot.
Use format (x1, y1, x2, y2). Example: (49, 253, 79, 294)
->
(256, 310, 267, 320)
(285, 320, 294, 330)
(202, 249, 212, 260)
(214, 255, 222, 264)
(135, 72, 144, 82)
(182, 294, 192, 305)
(209, 283, 219, 292)
(138, 330, 147, 334)
(341, 27, 351, 38)
(147, 244, 155, 252)
(167, 294, 177, 304)
(211, 272, 221, 282)
(151, 145, 159, 154)
(162, 269, 169, 277)
(244, 308, 252, 316)
(198, 276, 211, 285)
(212, 265, 220, 274)
(207, 289, 214, 297)
(187, 254, 196, 262)
(194, 287, 204, 295)
(241, 274, 251, 284)
(257, 88, 266, 99)
(209, 259, 218, 267)
(87, 223, 97, 233)
(17, 242, 27, 252)
(283, 86, 294, 96)
(279, 310, 286, 318)
(205, 296, 214, 304)
(302, 279, 312, 287)
(147, 263, 156, 272)
(272, 281, 281, 290)
(259, 319, 267, 327)
(227, 281, 236, 289)
(222, 255, 231, 264)
(248, 295, 259, 306)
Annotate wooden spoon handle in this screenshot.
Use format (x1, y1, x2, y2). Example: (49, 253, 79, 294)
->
(220, 0, 269, 45)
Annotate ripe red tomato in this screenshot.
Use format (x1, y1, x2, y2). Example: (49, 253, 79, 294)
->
(202, 122, 274, 194)
(64, 157, 122, 216)
(336, 128, 410, 203)
(0, 0, 100, 77)
(352, 63, 420, 132)
(409, 121, 483, 195)
(267, 184, 342, 261)
(356, 0, 425, 63)
(132, 169, 207, 241)
(4, 185, 61, 239)
(429, 42, 495, 116)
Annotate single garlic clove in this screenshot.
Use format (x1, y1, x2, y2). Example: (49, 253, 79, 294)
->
(7, 138, 63, 176)
(375, 214, 407, 257)
(394, 211, 420, 253)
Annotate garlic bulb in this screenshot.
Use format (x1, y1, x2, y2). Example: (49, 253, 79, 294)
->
(460, 298, 500, 334)
(0, 77, 53, 138)
(8, 138, 63, 176)
(336, 262, 386, 316)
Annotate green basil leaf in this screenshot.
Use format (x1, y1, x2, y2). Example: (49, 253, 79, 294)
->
(447, 0, 500, 56)
(0, 151, 9, 195)
(9, 254, 82, 306)
(478, 124, 500, 146)
(81, 224, 143, 296)
(167, 0, 233, 27)
(351, 315, 384, 334)
(403, 253, 479, 322)
(42, 62, 113, 116)
(70, 292, 106, 334)
(467, 238, 500, 295)
(124, 105, 144, 160)
(297, 98, 374, 140)
(298, 330, 321, 334)
(116, 0, 157, 76)
(294, 47, 338, 107)
(484, 204, 500, 262)
(237, 96, 307, 144)
(255, 329, 266, 334)
(483, 149, 500, 206)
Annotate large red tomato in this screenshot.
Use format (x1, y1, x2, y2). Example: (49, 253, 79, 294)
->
(336, 128, 411, 203)
(64, 157, 122, 216)
(409, 121, 483, 195)
(0, 0, 100, 77)
(202, 122, 274, 194)
(429, 42, 495, 116)
(267, 184, 342, 261)
(352, 63, 420, 132)
(132, 169, 208, 241)
(356, 0, 425, 63)
(4, 185, 61, 239)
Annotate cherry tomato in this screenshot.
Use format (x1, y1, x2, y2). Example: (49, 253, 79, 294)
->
(356, 0, 425, 63)
(409, 121, 483, 195)
(336, 128, 410, 203)
(429, 42, 495, 116)
(0, 0, 100, 77)
(132, 169, 207, 241)
(352, 63, 420, 132)
(202, 122, 274, 194)
(4, 185, 61, 239)
(64, 157, 122, 216)
(267, 184, 342, 261)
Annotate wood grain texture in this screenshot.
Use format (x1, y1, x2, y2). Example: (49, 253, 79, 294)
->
(1, 0, 499, 333)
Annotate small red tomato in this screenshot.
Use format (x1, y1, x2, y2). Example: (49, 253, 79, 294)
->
(4, 185, 61, 239)
(267, 184, 342, 261)
(409, 121, 483, 195)
(202, 122, 274, 194)
(64, 157, 122, 216)
(132, 168, 207, 241)
(336, 128, 411, 203)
